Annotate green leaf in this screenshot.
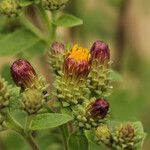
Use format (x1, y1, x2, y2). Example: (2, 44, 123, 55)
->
(22, 41, 46, 58)
(54, 14, 83, 27)
(19, 0, 40, 6)
(0, 64, 14, 84)
(0, 28, 40, 56)
(30, 113, 73, 130)
(19, 0, 35, 7)
(68, 132, 89, 150)
(110, 70, 122, 81)
(85, 130, 96, 144)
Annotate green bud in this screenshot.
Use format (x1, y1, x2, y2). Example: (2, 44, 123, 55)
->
(42, 0, 68, 11)
(0, 0, 21, 17)
(22, 88, 45, 114)
(112, 123, 142, 150)
(96, 124, 111, 145)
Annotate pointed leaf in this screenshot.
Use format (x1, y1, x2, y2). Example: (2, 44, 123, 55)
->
(30, 113, 73, 130)
(54, 14, 83, 27)
(0, 28, 40, 56)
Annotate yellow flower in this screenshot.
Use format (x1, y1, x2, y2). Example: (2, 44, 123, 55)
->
(64, 44, 91, 80)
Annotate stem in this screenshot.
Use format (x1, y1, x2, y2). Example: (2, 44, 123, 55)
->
(4, 110, 24, 134)
(25, 135, 40, 150)
(4, 110, 40, 150)
(60, 125, 69, 150)
(50, 11, 59, 43)
(20, 15, 47, 42)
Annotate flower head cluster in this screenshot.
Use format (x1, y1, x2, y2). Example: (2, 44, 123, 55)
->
(11, 59, 49, 114)
(88, 41, 112, 98)
(51, 41, 111, 125)
(74, 98, 109, 129)
(96, 122, 146, 150)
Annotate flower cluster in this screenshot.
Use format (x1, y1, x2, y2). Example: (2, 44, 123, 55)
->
(11, 59, 49, 114)
(0, 0, 69, 17)
(50, 41, 111, 129)
(96, 122, 145, 150)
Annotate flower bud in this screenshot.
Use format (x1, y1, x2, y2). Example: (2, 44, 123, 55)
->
(51, 41, 65, 54)
(10, 59, 37, 90)
(96, 124, 111, 145)
(49, 42, 65, 75)
(111, 123, 136, 149)
(42, 0, 68, 11)
(119, 123, 135, 141)
(22, 89, 45, 114)
(64, 44, 91, 80)
(89, 98, 109, 119)
(90, 40, 110, 64)
(0, 0, 21, 17)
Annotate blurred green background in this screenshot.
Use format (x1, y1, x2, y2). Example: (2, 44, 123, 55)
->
(0, 0, 150, 149)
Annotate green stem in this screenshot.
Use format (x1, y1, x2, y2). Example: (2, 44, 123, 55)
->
(50, 11, 59, 43)
(25, 135, 40, 150)
(60, 125, 69, 150)
(4, 110, 24, 134)
(20, 15, 47, 42)
(4, 110, 39, 150)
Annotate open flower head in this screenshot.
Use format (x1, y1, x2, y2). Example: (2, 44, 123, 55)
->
(11, 59, 37, 90)
(64, 44, 91, 80)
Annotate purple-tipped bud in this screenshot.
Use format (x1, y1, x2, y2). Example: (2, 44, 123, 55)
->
(51, 42, 65, 54)
(89, 98, 109, 119)
(10, 59, 37, 90)
(90, 40, 110, 64)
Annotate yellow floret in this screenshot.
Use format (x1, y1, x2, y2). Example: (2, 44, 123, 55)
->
(68, 44, 91, 62)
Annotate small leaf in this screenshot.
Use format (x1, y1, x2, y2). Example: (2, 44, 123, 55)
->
(54, 14, 83, 27)
(20, 0, 40, 6)
(85, 130, 96, 144)
(0, 28, 40, 56)
(30, 113, 73, 130)
(68, 132, 89, 150)
(110, 70, 122, 81)
(19, 0, 34, 7)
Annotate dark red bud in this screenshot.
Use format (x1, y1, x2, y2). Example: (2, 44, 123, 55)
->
(90, 40, 110, 64)
(90, 98, 109, 119)
(51, 42, 65, 54)
(10, 59, 37, 90)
